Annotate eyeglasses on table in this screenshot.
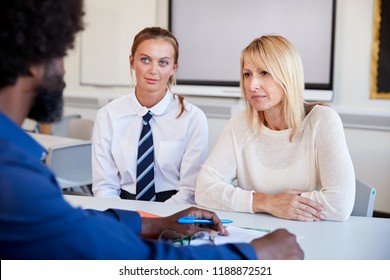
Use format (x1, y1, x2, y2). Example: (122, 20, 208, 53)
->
(158, 229, 218, 247)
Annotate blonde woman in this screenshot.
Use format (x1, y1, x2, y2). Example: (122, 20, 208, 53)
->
(196, 35, 355, 221)
(92, 27, 208, 203)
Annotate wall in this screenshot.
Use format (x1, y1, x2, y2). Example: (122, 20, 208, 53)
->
(332, 0, 389, 114)
(331, 0, 390, 213)
(63, 0, 169, 99)
(63, 0, 390, 213)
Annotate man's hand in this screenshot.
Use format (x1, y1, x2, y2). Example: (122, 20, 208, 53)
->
(141, 207, 229, 238)
(250, 229, 304, 259)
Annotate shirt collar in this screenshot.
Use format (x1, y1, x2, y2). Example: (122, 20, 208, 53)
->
(130, 87, 173, 117)
(0, 113, 47, 161)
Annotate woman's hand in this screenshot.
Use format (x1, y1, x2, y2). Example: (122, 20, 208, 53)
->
(141, 206, 229, 238)
(253, 190, 324, 221)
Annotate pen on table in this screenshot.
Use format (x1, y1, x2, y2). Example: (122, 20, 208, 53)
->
(178, 216, 233, 225)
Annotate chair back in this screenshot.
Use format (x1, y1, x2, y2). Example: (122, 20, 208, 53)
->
(67, 118, 95, 140)
(46, 141, 92, 189)
(51, 114, 81, 137)
(351, 179, 376, 217)
(28, 132, 92, 189)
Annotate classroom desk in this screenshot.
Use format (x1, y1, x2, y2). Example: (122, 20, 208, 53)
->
(64, 195, 390, 260)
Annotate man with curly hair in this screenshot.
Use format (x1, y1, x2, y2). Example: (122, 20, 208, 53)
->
(0, 0, 303, 260)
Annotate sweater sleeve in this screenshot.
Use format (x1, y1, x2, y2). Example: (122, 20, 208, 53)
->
(300, 107, 355, 221)
(196, 113, 255, 213)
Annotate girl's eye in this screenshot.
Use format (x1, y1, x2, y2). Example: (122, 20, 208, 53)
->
(141, 57, 150, 63)
(243, 72, 251, 78)
(159, 60, 169, 66)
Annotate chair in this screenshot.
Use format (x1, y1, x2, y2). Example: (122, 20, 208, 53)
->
(351, 179, 376, 217)
(46, 140, 93, 196)
(51, 114, 81, 137)
(29, 132, 93, 196)
(46, 142, 92, 189)
(67, 118, 94, 140)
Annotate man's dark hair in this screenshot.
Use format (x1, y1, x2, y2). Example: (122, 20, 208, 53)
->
(0, 0, 84, 88)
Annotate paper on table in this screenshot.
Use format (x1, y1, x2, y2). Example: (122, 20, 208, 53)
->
(190, 226, 270, 246)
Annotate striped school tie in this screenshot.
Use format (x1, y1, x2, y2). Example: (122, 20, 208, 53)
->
(135, 111, 156, 201)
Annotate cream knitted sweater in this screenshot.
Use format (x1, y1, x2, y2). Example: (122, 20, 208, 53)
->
(195, 105, 355, 221)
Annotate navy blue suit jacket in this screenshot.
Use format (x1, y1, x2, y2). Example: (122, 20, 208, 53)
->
(0, 113, 257, 260)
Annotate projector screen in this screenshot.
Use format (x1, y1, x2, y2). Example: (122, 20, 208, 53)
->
(169, 0, 336, 101)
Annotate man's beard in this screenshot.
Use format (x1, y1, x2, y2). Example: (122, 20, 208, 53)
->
(28, 68, 65, 123)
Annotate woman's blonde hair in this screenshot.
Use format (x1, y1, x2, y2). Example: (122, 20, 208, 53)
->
(240, 35, 306, 140)
(130, 27, 185, 118)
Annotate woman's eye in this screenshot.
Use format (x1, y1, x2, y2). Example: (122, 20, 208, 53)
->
(243, 72, 251, 78)
(141, 57, 150, 63)
(159, 60, 169, 66)
(260, 71, 269, 76)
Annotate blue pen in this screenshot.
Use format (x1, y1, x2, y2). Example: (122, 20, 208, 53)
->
(178, 216, 233, 225)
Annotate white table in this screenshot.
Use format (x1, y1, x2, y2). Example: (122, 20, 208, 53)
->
(64, 195, 390, 260)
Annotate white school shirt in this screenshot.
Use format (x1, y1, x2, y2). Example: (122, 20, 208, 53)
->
(92, 89, 208, 204)
(195, 105, 355, 221)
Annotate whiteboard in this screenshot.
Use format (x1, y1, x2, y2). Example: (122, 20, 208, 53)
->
(170, 0, 335, 97)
